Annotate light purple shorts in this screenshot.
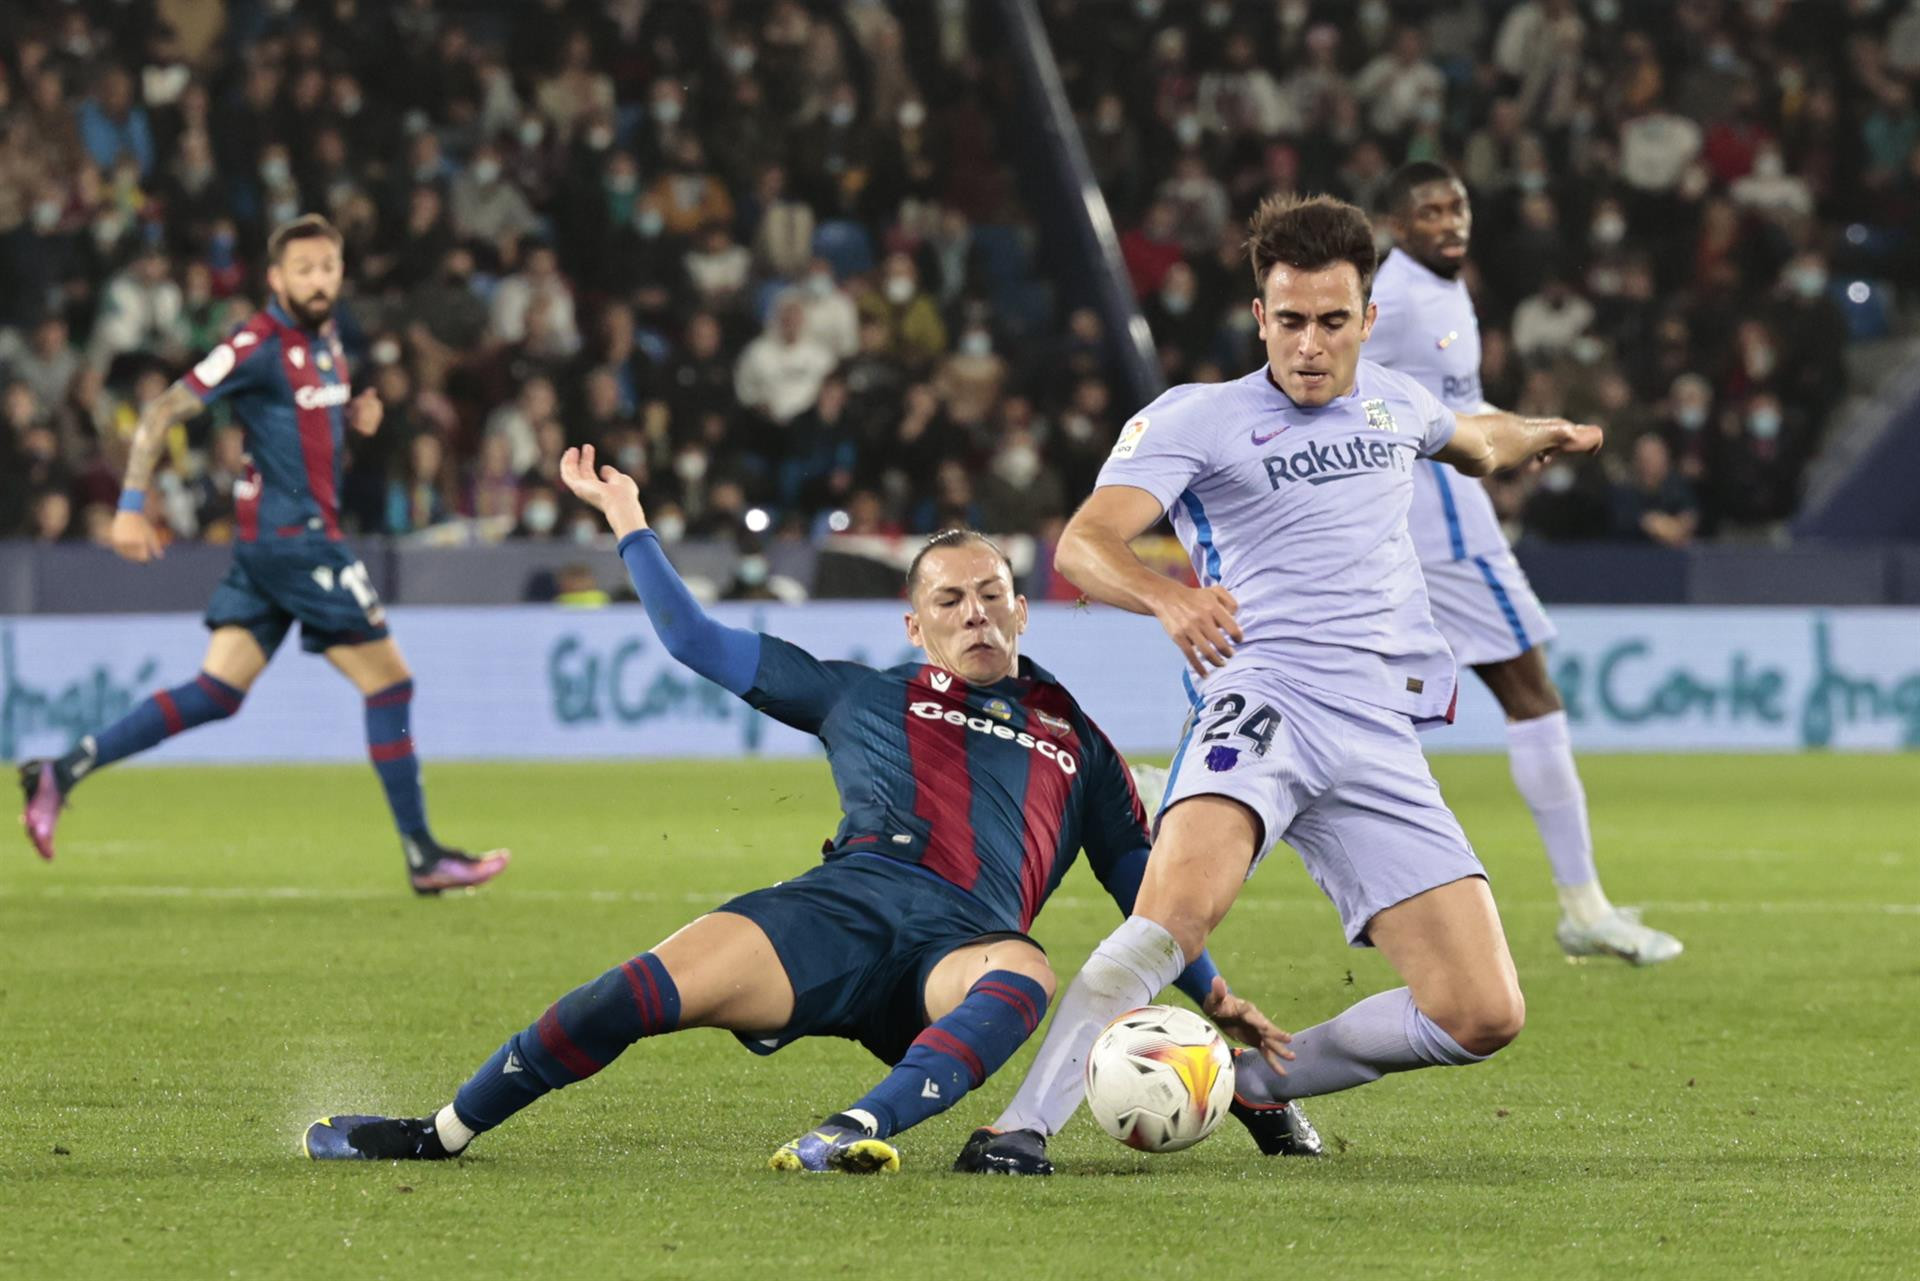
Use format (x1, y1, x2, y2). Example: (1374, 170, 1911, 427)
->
(1158, 669, 1485, 947)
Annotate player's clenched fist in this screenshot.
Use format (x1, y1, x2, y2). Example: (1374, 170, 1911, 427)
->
(109, 508, 164, 563)
(559, 444, 648, 540)
(1153, 582, 1242, 679)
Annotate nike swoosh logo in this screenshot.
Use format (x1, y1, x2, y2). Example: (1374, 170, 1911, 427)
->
(1251, 424, 1291, 445)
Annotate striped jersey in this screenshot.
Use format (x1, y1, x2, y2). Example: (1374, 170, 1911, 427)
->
(181, 298, 353, 543)
(744, 638, 1151, 933)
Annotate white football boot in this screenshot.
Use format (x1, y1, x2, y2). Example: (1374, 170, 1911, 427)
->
(1557, 907, 1684, 966)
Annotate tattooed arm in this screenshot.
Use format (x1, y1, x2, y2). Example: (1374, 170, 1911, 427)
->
(110, 381, 205, 563)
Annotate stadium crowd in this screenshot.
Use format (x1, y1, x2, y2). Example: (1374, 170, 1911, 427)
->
(0, 0, 1914, 565)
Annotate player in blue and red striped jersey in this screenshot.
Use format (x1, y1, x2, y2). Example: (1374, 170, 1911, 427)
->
(303, 444, 1317, 1173)
(17, 215, 506, 894)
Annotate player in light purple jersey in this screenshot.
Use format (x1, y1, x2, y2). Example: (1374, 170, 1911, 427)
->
(957, 195, 1604, 1174)
(1370, 162, 1680, 966)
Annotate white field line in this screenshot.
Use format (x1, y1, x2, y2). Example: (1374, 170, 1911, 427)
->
(0, 884, 1915, 916)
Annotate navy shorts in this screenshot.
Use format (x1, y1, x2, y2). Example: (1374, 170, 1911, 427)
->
(205, 540, 390, 657)
(717, 853, 1038, 1065)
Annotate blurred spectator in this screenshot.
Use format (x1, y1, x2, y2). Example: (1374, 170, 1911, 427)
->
(77, 66, 154, 181)
(857, 253, 947, 370)
(451, 142, 539, 247)
(977, 424, 1065, 534)
(1609, 434, 1699, 547)
(734, 292, 835, 425)
(489, 243, 580, 358)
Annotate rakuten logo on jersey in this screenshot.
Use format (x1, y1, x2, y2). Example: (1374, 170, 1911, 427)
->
(909, 700, 1078, 775)
(294, 382, 352, 410)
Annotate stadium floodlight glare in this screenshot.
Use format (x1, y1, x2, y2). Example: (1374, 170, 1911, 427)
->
(1847, 281, 1871, 303)
(827, 509, 850, 532)
(744, 507, 771, 533)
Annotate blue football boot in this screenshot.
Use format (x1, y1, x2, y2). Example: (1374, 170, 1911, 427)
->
(304, 1114, 456, 1160)
(769, 1116, 900, 1174)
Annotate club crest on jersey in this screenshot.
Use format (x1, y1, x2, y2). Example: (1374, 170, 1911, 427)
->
(1035, 710, 1071, 736)
(1363, 398, 1398, 432)
(984, 698, 1013, 721)
(1204, 746, 1239, 772)
(929, 670, 953, 693)
(1110, 416, 1150, 459)
(289, 346, 305, 369)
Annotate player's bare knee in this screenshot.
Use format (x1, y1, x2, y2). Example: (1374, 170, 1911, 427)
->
(991, 944, 1056, 1002)
(1439, 991, 1525, 1057)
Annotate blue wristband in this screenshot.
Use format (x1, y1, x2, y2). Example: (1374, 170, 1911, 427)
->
(117, 489, 146, 513)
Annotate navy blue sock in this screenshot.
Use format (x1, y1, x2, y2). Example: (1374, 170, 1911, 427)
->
(453, 952, 681, 1132)
(64, 672, 244, 785)
(848, 970, 1049, 1139)
(365, 680, 428, 837)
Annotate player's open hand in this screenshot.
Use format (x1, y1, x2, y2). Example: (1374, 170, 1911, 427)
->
(109, 509, 163, 563)
(348, 388, 383, 436)
(1536, 418, 1603, 462)
(1153, 583, 1243, 680)
(1202, 977, 1293, 1074)
(560, 443, 648, 540)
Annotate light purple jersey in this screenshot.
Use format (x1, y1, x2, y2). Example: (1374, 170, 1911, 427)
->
(1366, 249, 1507, 564)
(1097, 359, 1460, 722)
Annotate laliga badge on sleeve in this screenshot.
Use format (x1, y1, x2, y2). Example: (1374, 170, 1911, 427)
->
(1110, 416, 1151, 459)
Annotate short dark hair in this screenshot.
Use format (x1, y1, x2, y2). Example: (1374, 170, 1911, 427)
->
(1384, 161, 1463, 216)
(1245, 193, 1378, 300)
(906, 529, 1014, 600)
(267, 213, 344, 264)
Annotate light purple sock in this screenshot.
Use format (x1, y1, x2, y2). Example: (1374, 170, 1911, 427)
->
(1237, 987, 1487, 1103)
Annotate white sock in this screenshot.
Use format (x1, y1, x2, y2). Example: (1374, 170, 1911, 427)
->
(1235, 987, 1489, 1104)
(993, 915, 1186, 1136)
(1505, 711, 1610, 918)
(434, 1103, 475, 1154)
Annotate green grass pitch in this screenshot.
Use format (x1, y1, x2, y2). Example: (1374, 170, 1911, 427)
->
(2, 755, 1915, 1279)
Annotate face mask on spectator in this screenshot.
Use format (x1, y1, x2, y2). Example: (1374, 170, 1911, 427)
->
(727, 45, 756, 73)
(884, 275, 914, 305)
(1541, 462, 1575, 493)
(1790, 265, 1827, 298)
(653, 98, 683, 125)
(1174, 114, 1202, 148)
(1745, 343, 1776, 379)
(898, 101, 927, 130)
(1754, 150, 1785, 179)
(93, 214, 125, 248)
(606, 170, 637, 195)
(1591, 0, 1621, 20)
(518, 120, 545, 147)
(1747, 407, 1782, 440)
(1415, 98, 1443, 126)
(807, 271, 835, 297)
(1676, 404, 1708, 431)
(1161, 288, 1194, 316)
(32, 200, 61, 232)
(635, 208, 664, 237)
(829, 101, 857, 127)
(338, 91, 363, 116)
(1517, 169, 1547, 193)
(373, 338, 402, 365)
(1204, 2, 1232, 27)
(960, 331, 993, 357)
(260, 156, 291, 186)
(269, 198, 300, 226)
(472, 159, 501, 185)
(994, 445, 1041, 487)
(736, 555, 769, 587)
(675, 450, 708, 483)
(1592, 213, 1626, 246)
(653, 511, 686, 542)
(523, 500, 559, 534)
(617, 445, 645, 471)
(1134, 0, 1162, 18)
(587, 125, 615, 150)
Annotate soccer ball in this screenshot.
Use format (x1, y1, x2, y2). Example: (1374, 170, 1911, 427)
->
(1084, 1004, 1235, 1153)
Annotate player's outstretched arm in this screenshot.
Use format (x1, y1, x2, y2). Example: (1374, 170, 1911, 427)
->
(110, 381, 204, 563)
(1437, 412, 1603, 477)
(560, 444, 761, 695)
(1056, 486, 1243, 679)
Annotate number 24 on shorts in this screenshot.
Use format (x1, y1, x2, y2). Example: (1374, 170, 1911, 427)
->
(1197, 694, 1280, 756)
